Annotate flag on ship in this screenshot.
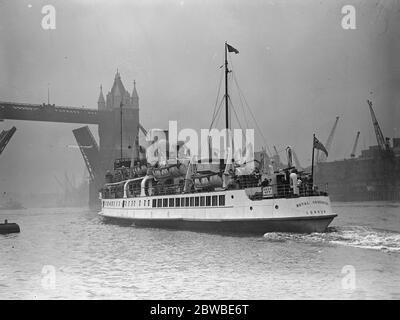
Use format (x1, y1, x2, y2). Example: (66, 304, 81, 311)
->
(226, 43, 239, 54)
(313, 136, 328, 157)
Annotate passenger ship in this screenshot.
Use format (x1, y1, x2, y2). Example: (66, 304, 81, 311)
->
(98, 43, 337, 235)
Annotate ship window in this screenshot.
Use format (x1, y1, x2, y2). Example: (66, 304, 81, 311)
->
(200, 196, 205, 206)
(190, 197, 194, 207)
(195, 197, 199, 206)
(157, 199, 162, 207)
(176, 198, 180, 207)
(185, 197, 190, 207)
(206, 196, 211, 206)
(163, 198, 168, 207)
(219, 195, 225, 206)
(139, 200, 141, 206)
(212, 196, 217, 206)
(169, 198, 174, 207)
(152, 199, 157, 207)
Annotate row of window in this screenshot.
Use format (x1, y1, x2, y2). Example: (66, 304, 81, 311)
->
(104, 195, 227, 208)
(124, 199, 151, 207)
(103, 200, 122, 207)
(152, 195, 225, 208)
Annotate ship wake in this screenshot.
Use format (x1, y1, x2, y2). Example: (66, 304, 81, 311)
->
(262, 226, 400, 253)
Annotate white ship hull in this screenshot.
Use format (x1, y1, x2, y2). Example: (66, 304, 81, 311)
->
(99, 189, 337, 235)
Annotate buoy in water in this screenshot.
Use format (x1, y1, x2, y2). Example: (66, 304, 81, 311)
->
(0, 219, 20, 234)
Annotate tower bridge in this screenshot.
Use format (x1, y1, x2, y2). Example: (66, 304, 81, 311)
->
(0, 71, 141, 207)
(0, 102, 100, 124)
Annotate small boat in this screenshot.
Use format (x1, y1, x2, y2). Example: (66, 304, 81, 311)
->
(0, 220, 20, 234)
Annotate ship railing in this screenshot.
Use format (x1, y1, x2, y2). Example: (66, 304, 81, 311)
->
(126, 184, 185, 197)
(249, 182, 327, 200)
(101, 179, 327, 199)
(108, 167, 145, 182)
(236, 175, 261, 189)
(273, 182, 326, 198)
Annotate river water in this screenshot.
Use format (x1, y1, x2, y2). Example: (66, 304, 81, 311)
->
(1, 202, 399, 299)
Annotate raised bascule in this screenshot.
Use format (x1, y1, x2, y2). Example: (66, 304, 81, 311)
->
(0, 126, 17, 156)
(0, 71, 141, 208)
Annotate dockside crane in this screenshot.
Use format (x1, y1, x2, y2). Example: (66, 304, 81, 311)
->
(317, 116, 339, 163)
(367, 100, 391, 151)
(350, 131, 360, 158)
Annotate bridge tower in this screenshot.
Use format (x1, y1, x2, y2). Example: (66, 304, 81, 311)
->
(98, 71, 140, 172)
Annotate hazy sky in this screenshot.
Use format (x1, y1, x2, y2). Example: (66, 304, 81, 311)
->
(0, 0, 399, 194)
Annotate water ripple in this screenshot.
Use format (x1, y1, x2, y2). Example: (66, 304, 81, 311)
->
(263, 226, 400, 253)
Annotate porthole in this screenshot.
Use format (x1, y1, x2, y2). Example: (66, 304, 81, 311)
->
(250, 206, 253, 211)
(231, 195, 234, 199)
(275, 205, 279, 209)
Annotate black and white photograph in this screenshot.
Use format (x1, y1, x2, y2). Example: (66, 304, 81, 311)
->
(0, 0, 399, 304)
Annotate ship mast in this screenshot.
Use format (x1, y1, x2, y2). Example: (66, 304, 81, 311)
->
(224, 42, 229, 135)
(223, 42, 239, 167)
(224, 42, 230, 154)
(221, 42, 232, 189)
